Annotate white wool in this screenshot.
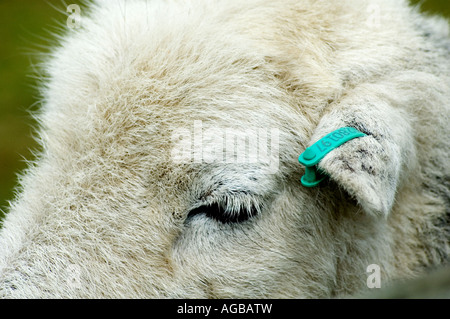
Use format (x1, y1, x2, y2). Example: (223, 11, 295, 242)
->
(0, 0, 448, 298)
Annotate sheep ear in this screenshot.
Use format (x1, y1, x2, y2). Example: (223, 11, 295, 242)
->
(316, 131, 400, 217)
(305, 102, 414, 218)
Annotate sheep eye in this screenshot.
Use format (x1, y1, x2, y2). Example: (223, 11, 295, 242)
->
(186, 203, 258, 224)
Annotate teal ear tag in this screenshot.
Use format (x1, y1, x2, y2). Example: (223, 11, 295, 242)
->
(298, 127, 366, 187)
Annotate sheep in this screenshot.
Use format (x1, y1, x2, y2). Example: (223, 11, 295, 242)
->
(0, 0, 448, 298)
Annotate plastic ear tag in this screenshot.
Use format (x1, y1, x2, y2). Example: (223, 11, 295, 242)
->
(298, 127, 366, 187)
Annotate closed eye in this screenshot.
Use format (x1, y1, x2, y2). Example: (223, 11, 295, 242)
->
(186, 202, 259, 224)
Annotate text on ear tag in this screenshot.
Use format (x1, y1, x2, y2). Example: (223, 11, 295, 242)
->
(298, 127, 366, 187)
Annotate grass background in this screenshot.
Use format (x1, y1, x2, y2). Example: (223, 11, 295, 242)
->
(0, 0, 449, 221)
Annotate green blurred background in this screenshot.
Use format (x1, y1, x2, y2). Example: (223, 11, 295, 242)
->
(0, 0, 449, 221)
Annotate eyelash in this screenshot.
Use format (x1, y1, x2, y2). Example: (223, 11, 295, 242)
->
(186, 202, 259, 224)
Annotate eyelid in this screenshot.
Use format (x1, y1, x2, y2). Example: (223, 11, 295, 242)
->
(196, 192, 262, 214)
(186, 193, 263, 223)
(186, 202, 258, 224)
